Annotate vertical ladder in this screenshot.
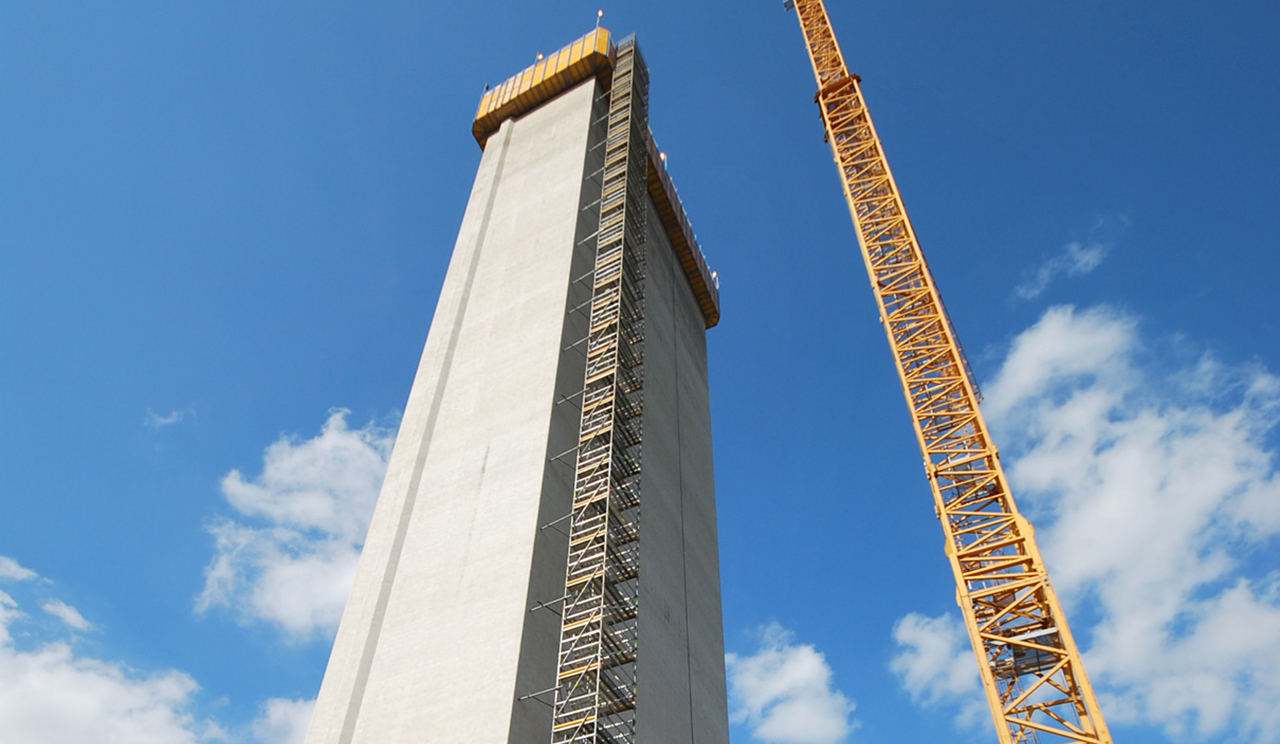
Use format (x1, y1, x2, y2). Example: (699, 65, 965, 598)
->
(551, 36, 650, 744)
(786, 3, 1113, 744)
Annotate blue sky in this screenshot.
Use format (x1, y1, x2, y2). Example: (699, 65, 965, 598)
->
(2, 2, 1279, 743)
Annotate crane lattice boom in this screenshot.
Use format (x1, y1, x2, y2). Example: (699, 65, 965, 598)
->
(786, 4, 1113, 744)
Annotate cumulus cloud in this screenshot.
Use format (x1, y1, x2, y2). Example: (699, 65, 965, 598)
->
(726, 622, 857, 744)
(0, 554, 322, 743)
(42, 599, 93, 632)
(890, 613, 985, 726)
(197, 409, 394, 641)
(1014, 242, 1109, 299)
(252, 697, 316, 744)
(0, 560, 216, 744)
(890, 305, 1280, 742)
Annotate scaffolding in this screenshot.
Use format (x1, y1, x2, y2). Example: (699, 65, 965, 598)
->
(786, 3, 1113, 744)
(550, 36, 650, 744)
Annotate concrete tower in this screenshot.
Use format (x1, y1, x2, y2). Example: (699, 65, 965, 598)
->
(304, 29, 726, 744)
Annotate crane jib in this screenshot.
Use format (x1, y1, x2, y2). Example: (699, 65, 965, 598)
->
(785, 3, 1113, 744)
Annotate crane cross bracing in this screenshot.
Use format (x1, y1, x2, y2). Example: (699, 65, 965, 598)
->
(785, 3, 1114, 744)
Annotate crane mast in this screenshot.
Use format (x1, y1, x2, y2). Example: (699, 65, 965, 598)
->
(786, 3, 1112, 744)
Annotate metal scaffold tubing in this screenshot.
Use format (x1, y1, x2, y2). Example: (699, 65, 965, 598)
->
(786, 3, 1112, 744)
(550, 36, 649, 744)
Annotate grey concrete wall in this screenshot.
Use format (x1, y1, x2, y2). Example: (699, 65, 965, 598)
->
(304, 68, 728, 744)
(304, 77, 605, 744)
(636, 194, 730, 744)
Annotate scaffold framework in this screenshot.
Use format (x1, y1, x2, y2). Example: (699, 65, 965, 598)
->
(550, 35, 649, 744)
(787, 3, 1114, 744)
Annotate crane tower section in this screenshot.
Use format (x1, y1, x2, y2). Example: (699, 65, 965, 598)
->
(786, 3, 1113, 744)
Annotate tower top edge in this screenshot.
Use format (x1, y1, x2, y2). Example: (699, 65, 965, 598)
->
(472, 27, 615, 149)
(469, 28, 721, 327)
(646, 135, 721, 328)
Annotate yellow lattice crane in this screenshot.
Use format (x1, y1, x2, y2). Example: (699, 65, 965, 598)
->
(784, 3, 1113, 744)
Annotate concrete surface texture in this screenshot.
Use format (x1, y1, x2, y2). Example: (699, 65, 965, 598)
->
(304, 66, 728, 744)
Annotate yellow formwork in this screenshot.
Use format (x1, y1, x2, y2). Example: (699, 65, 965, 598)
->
(472, 28, 614, 147)
(470, 27, 721, 329)
(645, 136, 720, 328)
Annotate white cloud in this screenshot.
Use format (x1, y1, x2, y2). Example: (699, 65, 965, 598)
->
(1014, 242, 1109, 299)
(0, 642, 207, 744)
(197, 409, 394, 641)
(0, 568, 215, 744)
(0, 590, 23, 638)
(889, 613, 985, 727)
(145, 408, 190, 431)
(0, 410, 392, 742)
(890, 305, 1280, 743)
(0, 555, 37, 581)
(252, 697, 315, 744)
(726, 622, 857, 744)
(0, 555, 321, 743)
(42, 599, 93, 632)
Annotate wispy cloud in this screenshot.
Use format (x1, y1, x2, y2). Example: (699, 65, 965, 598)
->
(41, 599, 93, 632)
(196, 409, 395, 641)
(890, 305, 1280, 743)
(1014, 216, 1127, 300)
(144, 408, 191, 431)
(0, 556, 37, 582)
(1014, 242, 1109, 299)
(726, 622, 857, 744)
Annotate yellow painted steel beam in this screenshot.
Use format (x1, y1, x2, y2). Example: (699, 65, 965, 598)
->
(786, 3, 1113, 744)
